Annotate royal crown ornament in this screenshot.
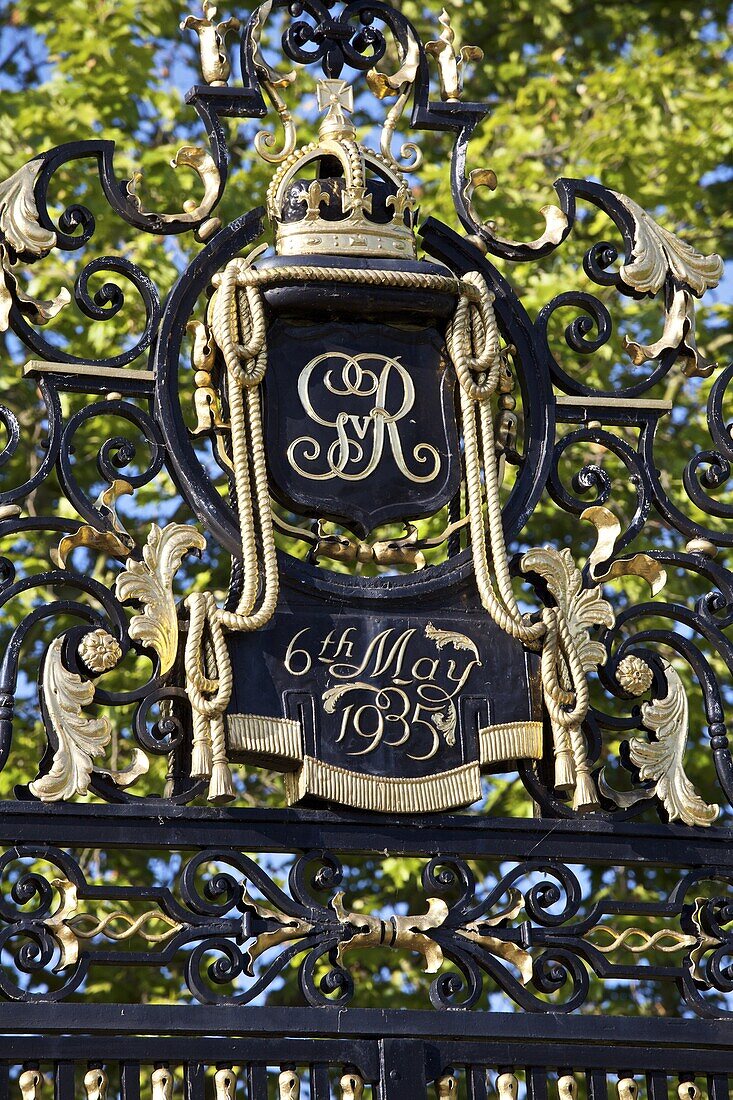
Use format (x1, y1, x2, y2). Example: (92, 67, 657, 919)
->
(267, 77, 418, 259)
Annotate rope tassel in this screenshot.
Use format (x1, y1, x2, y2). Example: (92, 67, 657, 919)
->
(448, 271, 601, 812)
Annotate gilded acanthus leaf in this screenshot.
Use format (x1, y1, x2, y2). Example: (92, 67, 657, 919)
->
(614, 192, 724, 297)
(625, 284, 716, 378)
(115, 523, 206, 675)
(0, 159, 56, 257)
(30, 638, 112, 802)
(613, 191, 723, 377)
(0, 159, 71, 331)
(629, 662, 719, 827)
(521, 545, 615, 673)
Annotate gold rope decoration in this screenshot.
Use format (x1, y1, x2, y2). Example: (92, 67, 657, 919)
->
(446, 270, 597, 810)
(185, 256, 598, 810)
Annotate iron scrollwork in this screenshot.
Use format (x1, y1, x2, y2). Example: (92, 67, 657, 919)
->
(0, 844, 731, 1020)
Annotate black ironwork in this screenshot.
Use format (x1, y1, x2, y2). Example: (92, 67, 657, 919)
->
(0, 0, 731, 1093)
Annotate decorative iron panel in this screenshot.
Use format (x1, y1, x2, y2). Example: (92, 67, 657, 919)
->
(0, 0, 731, 1093)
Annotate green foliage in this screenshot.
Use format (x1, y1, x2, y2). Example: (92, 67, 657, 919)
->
(0, 0, 730, 1015)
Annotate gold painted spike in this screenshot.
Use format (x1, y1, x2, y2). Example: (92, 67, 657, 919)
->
(558, 1077, 578, 1100)
(19, 1069, 44, 1100)
(214, 1068, 237, 1100)
(437, 1073, 458, 1098)
(84, 1069, 108, 1100)
(278, 1070, 300, 1100)
(678, 1083, 703, 1100)
(497, 1074, 519, 1100)
(152, 1067, 173, 1100)
(340, 1072, 365, 1100)
(618, 1080, 638, 1100)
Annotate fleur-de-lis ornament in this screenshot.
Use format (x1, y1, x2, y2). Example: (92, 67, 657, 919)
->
(426, 8, 483, 101)
(181, 1, 240, 86)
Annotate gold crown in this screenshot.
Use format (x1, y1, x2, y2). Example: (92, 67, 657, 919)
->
(267, 79, 418, 259)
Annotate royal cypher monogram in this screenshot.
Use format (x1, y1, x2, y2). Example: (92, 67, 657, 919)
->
(284, 624, 482, 761)
(287, 351, 442, 483)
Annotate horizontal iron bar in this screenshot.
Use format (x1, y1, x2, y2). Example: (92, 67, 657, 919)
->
(23, 361, 154, 396)
(0, 1006, 732, 1061)
(0, 1036, 379, 1077)
(555, 396, 672, 410)
(0, 801, 730, 868)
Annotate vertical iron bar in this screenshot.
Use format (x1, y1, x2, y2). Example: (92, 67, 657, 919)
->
(185, 1064, 205, 1100)
(528, 1068, 549, 1100)
(54, 1063, 74, 1100)
(588, 1070, 608, 1100)
(709, 1078, 729, 1100)
(310, 1064, 331, 1100)
(246, 1065, 269, 1100)
(647, 1074, 669, 1100)
(121, 1062, 141, 1100)
(468, 1065, 489, 1100)
(379, 1040, 426, 1100)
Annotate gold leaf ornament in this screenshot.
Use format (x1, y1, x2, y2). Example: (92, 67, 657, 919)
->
(463, 168, 569, 253)
(581, 505, 667, 596)
(126, 146, 221, 228)
(613, 191, 724, 377)
(115, 523, 207, 675)
(0, 159, 71, 331)
(521, 545, 615, 674)
(30, 638, 113, 801)
(629, 661, 719, 827)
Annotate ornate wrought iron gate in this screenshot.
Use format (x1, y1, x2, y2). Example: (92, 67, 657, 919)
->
(0, 1, 731, 1096)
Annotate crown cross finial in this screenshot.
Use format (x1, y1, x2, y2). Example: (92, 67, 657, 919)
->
(317, 79, 356, 139)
